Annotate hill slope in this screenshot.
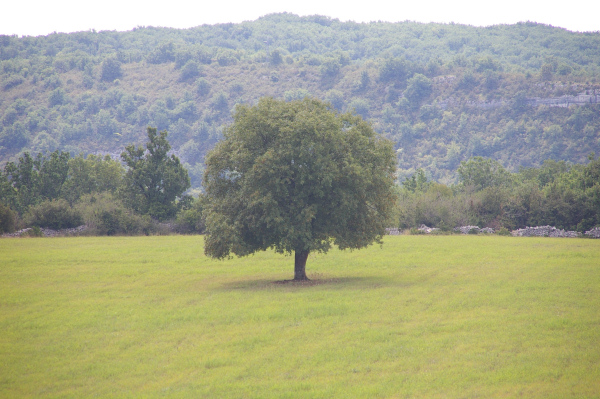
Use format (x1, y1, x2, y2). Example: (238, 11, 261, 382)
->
(1, 14, 600, 187)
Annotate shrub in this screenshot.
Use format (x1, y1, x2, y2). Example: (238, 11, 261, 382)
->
(21, 226, 43, 237)
(497, 227, 512, 236)
(75, 192, 151, 236)
(175, 196, 205, 234)
(25, 199, 83, 230)
(179, 60, 201, 81)
(0, 201, 17, 233)
(195, 78, 211, 97)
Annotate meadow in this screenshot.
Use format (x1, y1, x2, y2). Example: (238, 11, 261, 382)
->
(1, 235, 599, 398)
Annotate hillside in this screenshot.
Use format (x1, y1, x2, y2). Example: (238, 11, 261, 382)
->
(1, 13, 600, 187)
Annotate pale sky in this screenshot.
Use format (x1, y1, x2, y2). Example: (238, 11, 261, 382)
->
(2, 0, 598, 37)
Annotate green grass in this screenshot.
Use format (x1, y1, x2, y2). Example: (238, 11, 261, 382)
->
(1, 235, 599, 398)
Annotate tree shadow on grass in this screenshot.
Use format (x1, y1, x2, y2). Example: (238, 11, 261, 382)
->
(218, 273, 406, 292)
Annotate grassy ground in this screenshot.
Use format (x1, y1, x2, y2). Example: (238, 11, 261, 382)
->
(1, 235, 599, 398)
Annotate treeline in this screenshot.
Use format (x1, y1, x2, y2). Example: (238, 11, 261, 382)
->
(396, 155, 600, 232)
(0, 128, 203, 235)
(1, 14, 600, 189)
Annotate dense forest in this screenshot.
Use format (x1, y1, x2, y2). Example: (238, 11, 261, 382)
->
(1, 13, 600, 189)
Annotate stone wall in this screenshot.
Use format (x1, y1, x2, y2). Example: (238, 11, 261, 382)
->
(511, 226, 580, 237)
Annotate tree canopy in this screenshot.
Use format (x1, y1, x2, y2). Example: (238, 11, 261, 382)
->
(120, 127, 190, 220)
(203, 97, 397, 280)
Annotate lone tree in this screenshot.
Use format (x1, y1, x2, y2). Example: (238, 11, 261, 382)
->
(203, 98, 396, 280)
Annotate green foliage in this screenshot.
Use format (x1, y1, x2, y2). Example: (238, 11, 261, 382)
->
(0, 200, 16, 233)
(179, 60, 201, 82)
(397, 182, 467, 230)
(320, 58, 341, 78)
(325, 89, 344, 111)
(283, 89, 311, 102)
(100, 57, 123, 82)
(76, 192, 151, 235)
(21, 225, 42, 237)
(24, 198, 83, 229)
(458, 156, 513, 191)
(48, 88, 67, 107)
(210, 92, 229, 112)
(2, 15, 600, 196)
(348, 98, 370, 119)
(269, 50, 283, 66)
(403, 74, 432, 107)
(378, 57, 409, 85)
(203, 97, 396, 279)
(1, 150, 69, 214)
(497, 227, 511, 236)
(398, 155, 600, 232)
(146, 42, 176, 64)
(402, 168, 430, 192)
(175, 195, 206, 234)
(120, 127, 190, 220)
(62, 154, 124, 204)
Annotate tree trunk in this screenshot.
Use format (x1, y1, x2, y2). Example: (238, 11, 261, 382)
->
(294, 250, 310, 281)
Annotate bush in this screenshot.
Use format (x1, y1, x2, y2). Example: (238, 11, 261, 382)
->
(195, 78, 211, 97)
(21, 226, 43, 237)
(175, 196, 205, 234)
(25, 199, 83, 230)
(497, 227, 511, 236)
(179, 60, 201, 81)
(75, 193, 151, 236)
(0, 201, 17, 233)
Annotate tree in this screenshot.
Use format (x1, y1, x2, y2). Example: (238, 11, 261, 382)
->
(403, 73, 432, 107)
(378, 57, 409, 85)
(100, 57, 123, 82)
(0, 150, 69, 214)
(203, 98, 396, 281)
(457, 156, 513, 191)
(179, 60, 201, 81)
(62, 154, 124, 204)
(120, 127, 190, 220)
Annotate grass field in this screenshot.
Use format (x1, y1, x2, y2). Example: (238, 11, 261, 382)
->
(1, 235, 599, 398)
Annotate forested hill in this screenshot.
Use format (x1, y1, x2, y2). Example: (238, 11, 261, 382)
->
(2, 13, 600, 187)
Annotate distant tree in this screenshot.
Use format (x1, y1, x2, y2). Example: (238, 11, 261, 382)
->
(378, 57, 408, 85)
(358, 70, 370, 91)
(37, 150, 70, 201)
(1, 150, 70, 214)
(179, 60, 201, 81)
(403, 169, 430, 192)
(120, 127, 190, 220)
(458, 156, 513, 191)
(48, 88, 67, 107)
(146, 42, 176, 64)
(62, 154, 124, 204)
(270, 50, 283, 66)
(195, 78, 211, 97)
(0, 201, 16, 233)
(203, 98, 396, 280)
(320, 59, 341, 78)
(210, 92, 229, 112)
(100, 57, 123, 82)
(403, 73, 432, 107)
(348, 98, 370, 119)
(540, 63, 554, 81)
(325, 89, 344, 111)
(0, 123, 27, 150)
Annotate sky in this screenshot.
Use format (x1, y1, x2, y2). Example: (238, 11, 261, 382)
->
(2, 0, 598, 37)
